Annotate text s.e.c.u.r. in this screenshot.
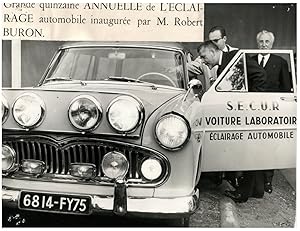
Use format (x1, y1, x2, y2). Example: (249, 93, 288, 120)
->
(227, 101, 279, 111)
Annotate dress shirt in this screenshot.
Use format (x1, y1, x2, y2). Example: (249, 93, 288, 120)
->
(257, 54, 270, 68)
(223, 44, 238, 52)
(218, 51, 223, 66)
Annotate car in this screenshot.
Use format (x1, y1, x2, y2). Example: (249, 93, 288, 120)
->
(2, 42, 297, 227)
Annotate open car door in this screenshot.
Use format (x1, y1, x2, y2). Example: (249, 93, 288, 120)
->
(201, 50, 297, 172)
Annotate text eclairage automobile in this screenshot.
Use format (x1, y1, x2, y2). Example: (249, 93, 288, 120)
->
(2, 42, 297, 226)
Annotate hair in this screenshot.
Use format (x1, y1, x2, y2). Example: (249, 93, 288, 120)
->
(256, 30, 275, 43)
(209, 26, 227, 37)
(197, 40, 220, 53)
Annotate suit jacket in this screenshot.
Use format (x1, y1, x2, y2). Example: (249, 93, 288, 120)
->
(217, 50, 267, 92)
(253, 54, 292, 92)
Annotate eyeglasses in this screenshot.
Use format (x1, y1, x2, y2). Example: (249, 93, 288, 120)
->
(211, 37, 223, 43)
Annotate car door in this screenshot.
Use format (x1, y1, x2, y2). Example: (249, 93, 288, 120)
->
(200, 50, 297, 172)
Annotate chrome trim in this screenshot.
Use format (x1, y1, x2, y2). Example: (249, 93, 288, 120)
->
(154, 112, 191, 151)
(2, 86, 185, 95)
(3, 135, 170, 188)
(7, 172, 144, 186)
(20, 159, 46, 176)
(2, 145, 18, 174)
(60, 43, 184, 53)
(69, 163, 97, 179)
(113, 178, 127, 215)
(2, 94, 9, 124)
(3, 187, 199, 216)
(101, 151, 129, 179)
(68, 95, 103, 132)
(106, 95, 145, 134)
(12, 93, 46, 129)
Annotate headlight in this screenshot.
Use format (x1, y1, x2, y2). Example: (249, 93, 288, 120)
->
(107, 96, 144, 133)
(69, 163, 97, 179)
(101, 151, 129, 179)
(141, 158, 162, 180)
(155, 114, 190, 150)
(2, 145, 17, 172)
(2, 94, 9, 124)
(21, 159, 46, 175)
(12, 93, 45, 129)
(68, 95, 102, 131)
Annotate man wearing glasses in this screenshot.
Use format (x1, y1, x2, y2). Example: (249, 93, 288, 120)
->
(188, 26, 237, 88)
(208, 26, 237, 52)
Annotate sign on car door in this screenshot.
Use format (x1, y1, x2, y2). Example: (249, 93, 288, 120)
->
(201, 50, 297, 171)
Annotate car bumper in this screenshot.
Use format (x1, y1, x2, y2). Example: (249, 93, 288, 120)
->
(2, 186, 199, 218)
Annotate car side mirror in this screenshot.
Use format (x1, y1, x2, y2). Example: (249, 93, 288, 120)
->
(183, 79, 203, 101)
(188, 79, 203, 91)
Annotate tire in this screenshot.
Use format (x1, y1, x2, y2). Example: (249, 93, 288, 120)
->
(182, 217, 190, 227)
(168, 217, 190, 227)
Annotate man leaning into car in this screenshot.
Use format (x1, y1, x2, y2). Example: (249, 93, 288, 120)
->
(187, 26, 237, 89)
(198, 40, 268, 202)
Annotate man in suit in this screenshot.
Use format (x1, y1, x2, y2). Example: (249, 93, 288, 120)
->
(188, 26, 238, 89)
(253, 30, 292, 195)
(198, 40, 266, 91)
(254, 30, 292, 92)
(198, 41, 267, 202)
(208, 26, 238, 52)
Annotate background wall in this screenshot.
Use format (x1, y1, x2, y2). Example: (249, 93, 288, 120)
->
(206, 3, 296, 49)
(2, 3, 296, 87)
(185, 3, 296, 57)
(2, 40, 11, 87)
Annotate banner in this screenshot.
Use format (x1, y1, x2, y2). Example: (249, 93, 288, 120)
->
(2, 2, 204, 41)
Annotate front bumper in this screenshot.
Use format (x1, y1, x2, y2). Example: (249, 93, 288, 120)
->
(2, 186, 199, 218)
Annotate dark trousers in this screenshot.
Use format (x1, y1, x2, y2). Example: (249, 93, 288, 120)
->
(263, 169, 274, 183)
(236, 170, 265, 198)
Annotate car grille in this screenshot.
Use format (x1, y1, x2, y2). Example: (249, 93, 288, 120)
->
(2, 135, 169, 186)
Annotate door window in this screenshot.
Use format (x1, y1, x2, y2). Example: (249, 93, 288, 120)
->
(216, 54, 247, 92)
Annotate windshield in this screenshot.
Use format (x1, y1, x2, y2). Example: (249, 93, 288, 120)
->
(43, 47, 185, 88)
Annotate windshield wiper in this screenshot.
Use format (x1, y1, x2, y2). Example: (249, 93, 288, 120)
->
(107, 76, 160, 89)
(107, 76, 144, 83)
(44, 77, 86, 86)
(44, 77, 73, 83)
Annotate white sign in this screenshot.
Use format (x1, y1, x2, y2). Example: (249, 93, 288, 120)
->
(1, 2, 204, 41)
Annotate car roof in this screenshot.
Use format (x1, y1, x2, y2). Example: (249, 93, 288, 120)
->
(60, 41, 186, 51)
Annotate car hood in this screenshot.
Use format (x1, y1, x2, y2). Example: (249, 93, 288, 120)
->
(36, 81, 185, 111)
(2, 82, 185, 138)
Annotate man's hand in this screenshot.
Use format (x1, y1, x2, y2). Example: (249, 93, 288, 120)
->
(187, 57, 203, 75)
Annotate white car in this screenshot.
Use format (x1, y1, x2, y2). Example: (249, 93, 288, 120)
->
(2, 42, 296, 226)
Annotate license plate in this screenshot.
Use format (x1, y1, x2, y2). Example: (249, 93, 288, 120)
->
(19, 191, 91, 215)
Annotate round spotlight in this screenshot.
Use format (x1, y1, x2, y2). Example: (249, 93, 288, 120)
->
(141, 158, 163, 180)
(2, 145, 17, 172)
(107, 96, 144, 133)
(155, 113, 190, 150)
(68, 95, 102, 131)
(101, 151, 129, 179)
(2, 94, 9, 124)
(12, 93, 45, 129)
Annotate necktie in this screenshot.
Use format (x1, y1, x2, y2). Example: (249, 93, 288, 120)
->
(259, 56, 265, 67)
